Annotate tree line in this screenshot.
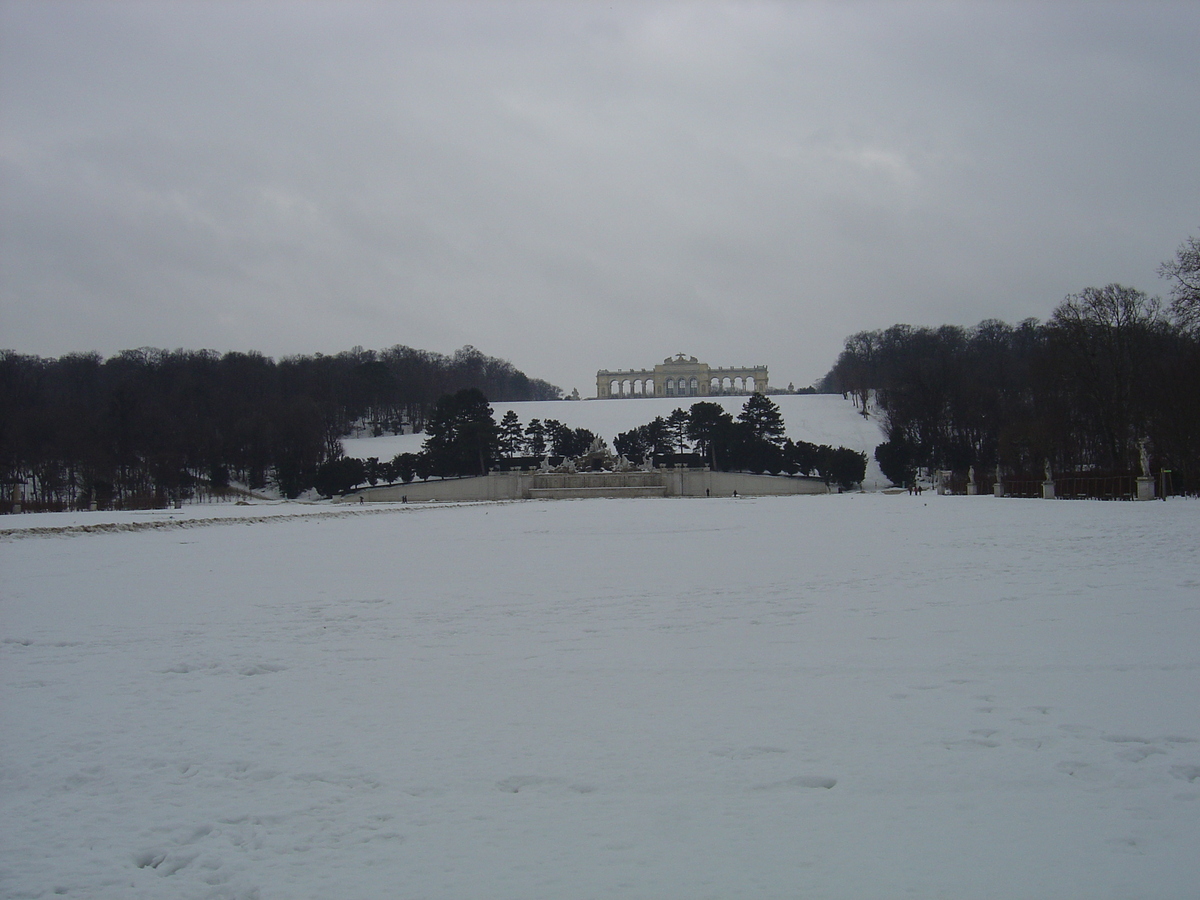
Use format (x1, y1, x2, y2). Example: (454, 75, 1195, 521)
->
(820, 237, 1200, 492)
(612, 395, 867, 490)
(0, 345, 560, 507)
(315, 388, 603, 495)
(317, 392, 868, 496)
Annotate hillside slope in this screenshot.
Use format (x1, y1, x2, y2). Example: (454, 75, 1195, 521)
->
(344, 394, 889, 486)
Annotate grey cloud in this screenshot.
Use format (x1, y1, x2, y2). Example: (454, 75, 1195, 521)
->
(2, 1, 1197, 392)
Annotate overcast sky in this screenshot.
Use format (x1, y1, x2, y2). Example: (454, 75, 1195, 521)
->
(2, 1, 1197, 393)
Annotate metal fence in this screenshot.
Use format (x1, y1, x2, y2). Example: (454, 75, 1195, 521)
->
(1054, 474, 1137, 500)
(999, 479, 1043, 499)
(998, 472, 1156, 500)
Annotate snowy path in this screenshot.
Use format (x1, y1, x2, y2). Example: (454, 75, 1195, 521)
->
(0, 502, 479, 541)
(2, 495, 1198, 899)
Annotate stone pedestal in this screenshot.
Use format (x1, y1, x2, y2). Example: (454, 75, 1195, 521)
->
(1136, 476, 1155, 501)
(1042, 480, 1056, 500)
(967, 483, 978, 495)
(935, 470, 952, 495)
(993, 483, 1004, 498)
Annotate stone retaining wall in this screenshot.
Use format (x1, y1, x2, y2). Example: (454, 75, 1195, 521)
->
(342, 470, 829, 503)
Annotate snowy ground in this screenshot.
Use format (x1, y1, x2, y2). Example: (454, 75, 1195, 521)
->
(2, 494, 1198, 899)
(342, 394, 890, 487)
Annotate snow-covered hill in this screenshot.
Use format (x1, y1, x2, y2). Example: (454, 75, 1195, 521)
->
(343, 394, 890, 486)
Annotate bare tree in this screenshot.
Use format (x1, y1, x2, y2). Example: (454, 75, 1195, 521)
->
(1158, 234, 1200, 332)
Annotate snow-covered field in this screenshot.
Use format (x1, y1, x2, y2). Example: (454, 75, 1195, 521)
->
(342, 394, 890, 487)
(2, 494, 1198, 899)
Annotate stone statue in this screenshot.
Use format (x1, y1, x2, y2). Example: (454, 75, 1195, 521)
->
(1044, 459, 1052, 482)
(1139, 439, 1150, 477)
(995, 464, 1002, 486)
(968, 465, 975, 485)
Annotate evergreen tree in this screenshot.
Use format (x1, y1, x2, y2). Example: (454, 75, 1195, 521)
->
(363, 457, 382, 486)
(666, 408, 691, 454)
(687, 402, 734, 467)
(420, 388, 498, 477)
(819, 446, 867, 490)
(613, 426, 651, 461)
(567, 428, 598, 457)
(313, 456, 367, 497)
(524, 418, 547, 457)
(498, 410, 524, 457)
(391, 452, 418, 484)
(874, 438, 917, 487)
(738, 393, 786, 446)
(644, 417, 670, 457)
(543, 419, 572, 457)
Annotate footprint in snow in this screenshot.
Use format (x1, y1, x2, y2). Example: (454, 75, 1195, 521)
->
(132, 849, 197, 876)
(496, 775, 595, 795)
(238, 663, 286, 676)
(753, 775, 837, 790)
(1116, 746, 1166, 763)
(710, 746, 787, 759)
(943, 738, 1000, 750)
